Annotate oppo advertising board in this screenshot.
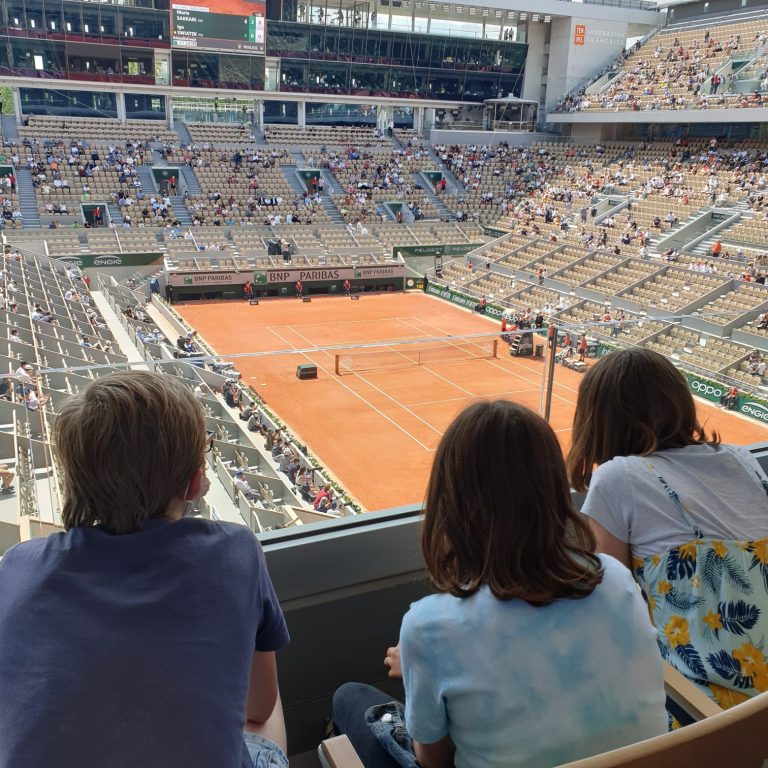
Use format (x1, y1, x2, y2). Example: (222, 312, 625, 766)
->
(172, 0, 266, 54)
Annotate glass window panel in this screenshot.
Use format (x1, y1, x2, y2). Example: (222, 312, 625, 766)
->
(10, 37, 64, 75)
(125, 93, 166, 118)
(99, 7, 118, 41)
(219, 53, 250, 89)
(122, 47, 153, 79)
(350, 28, 365, 61)
(25, 0, 44, 35)
(186, 51, 219, 87)
(349, 65, 388, 96)
(6, 0, 26, 32)
(263, 99, 297, 123)
(43, 0, 63, 36)
(280, 61, 307, 91)
(310, 28, 324, 57)
(80, 8, 100, 40)
(66, 43, 120, 78)
(308, 60, 349, 93)
(19, 87, 116, 117)
(63, 4, 82, 36)
(463, 73, 500, 100)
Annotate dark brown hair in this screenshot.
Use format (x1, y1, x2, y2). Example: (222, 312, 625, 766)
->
(568, 348, 719, 492)
(53, 371, 206, 534)
(422, 400, 603, 606)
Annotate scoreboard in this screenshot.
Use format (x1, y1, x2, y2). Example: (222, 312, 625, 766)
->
(172, 3, 265, 54)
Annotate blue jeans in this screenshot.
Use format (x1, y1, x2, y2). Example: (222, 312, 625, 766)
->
(243, 733, 288, 768)
(332, 683, 412, 768)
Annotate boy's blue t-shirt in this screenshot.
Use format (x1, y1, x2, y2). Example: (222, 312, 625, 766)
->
(0, 517, 289, 768)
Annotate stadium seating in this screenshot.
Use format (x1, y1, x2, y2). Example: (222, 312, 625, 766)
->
(557, 17, 768, 113)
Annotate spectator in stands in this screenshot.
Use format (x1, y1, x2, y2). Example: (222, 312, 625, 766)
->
(23, 389, 48, 411)
(14, 362, 35, 398)
(313, 484, 331, 510)
(569, 349, 768, 708)
(0, 372, 290, 767)
(0, 464, 14, 494)
(234, 470, 260, 500)
(332, 401, 666, 768)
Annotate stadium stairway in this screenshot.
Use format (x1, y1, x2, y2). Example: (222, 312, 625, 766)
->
(321, 169, 344, 195)
(107, 203, 124, 226)
(136, 165, 156, 193)
(426, 145, 464, 193)
(0, 115, 18, 140)
(174, 120, 193, 146)
(281, 164, 309, 195)
(170, 196, 192, 226)
(180, 166, 202, 196)
(319, 196, 345, 224)
(14, 168, 41, 228)
(280, 163, 345, 223)
(415, 172, 454, 220)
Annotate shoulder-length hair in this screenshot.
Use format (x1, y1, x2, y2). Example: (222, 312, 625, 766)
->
(53, 371, 206, 535)
(422, 400, 603, 606)
(568, 348, 719, 492)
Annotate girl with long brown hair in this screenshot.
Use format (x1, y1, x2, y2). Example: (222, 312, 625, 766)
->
(569, 348, 768, 708)
(333, 400, 666, 768)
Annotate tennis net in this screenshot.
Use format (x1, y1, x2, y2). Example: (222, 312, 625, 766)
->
(335, 340, 498, 375)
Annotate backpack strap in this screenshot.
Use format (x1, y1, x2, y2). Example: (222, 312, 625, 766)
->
(645, 461, 704, 539)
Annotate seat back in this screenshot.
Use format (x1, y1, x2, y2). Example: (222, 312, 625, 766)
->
(558, 691, 768, 767)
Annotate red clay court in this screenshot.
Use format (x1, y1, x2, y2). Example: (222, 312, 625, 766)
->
(177, 292, 768, 511)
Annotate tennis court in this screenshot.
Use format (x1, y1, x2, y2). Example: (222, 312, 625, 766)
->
(176, 292, 767, 511)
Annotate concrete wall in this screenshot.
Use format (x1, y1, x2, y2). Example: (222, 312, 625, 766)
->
(521, 21, 547, 106)
(545, 17, 630, 113)
(669, 0, 768, 23)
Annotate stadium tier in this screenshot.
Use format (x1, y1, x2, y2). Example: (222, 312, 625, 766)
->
(2, 0, 768, 763)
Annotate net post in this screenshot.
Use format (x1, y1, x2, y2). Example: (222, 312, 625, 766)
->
(492, 339, 498, 359)
(334, 354, 341, 375)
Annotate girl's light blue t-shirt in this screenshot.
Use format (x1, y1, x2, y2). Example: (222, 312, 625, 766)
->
(400, 554, 667, 768)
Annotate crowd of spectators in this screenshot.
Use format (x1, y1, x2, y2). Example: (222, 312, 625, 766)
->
(556, 22, 768, 113)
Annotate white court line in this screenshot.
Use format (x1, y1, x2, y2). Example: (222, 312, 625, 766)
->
(389, 318, 479, 398)
(405, 388, 541, 408)
(398, 315, 542, 390)
(403, 315, 581, 407)
(284, 324, 445, 441)
(266, 325, 435, 452)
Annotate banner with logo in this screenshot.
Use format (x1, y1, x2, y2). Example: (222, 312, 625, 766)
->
(685, 371, 768, 424)
(482, 226, 510, 238)
(57, 253, 163, 269)
(168, 271, 253, 287)
(253, 265, 405, 285)
(392, 243, 483, 260)
(425, 282, 504, 318)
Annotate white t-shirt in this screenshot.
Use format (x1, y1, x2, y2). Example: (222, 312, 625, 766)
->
(582, 444, 768, 559)
(400, 555, 666, 768)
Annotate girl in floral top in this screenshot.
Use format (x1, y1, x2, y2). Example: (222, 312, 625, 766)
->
(569, 348, 768, 707)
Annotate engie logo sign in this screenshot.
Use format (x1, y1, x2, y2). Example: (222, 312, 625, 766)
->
(574, 24, 586, 46)
(741, 401, 768, 423)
